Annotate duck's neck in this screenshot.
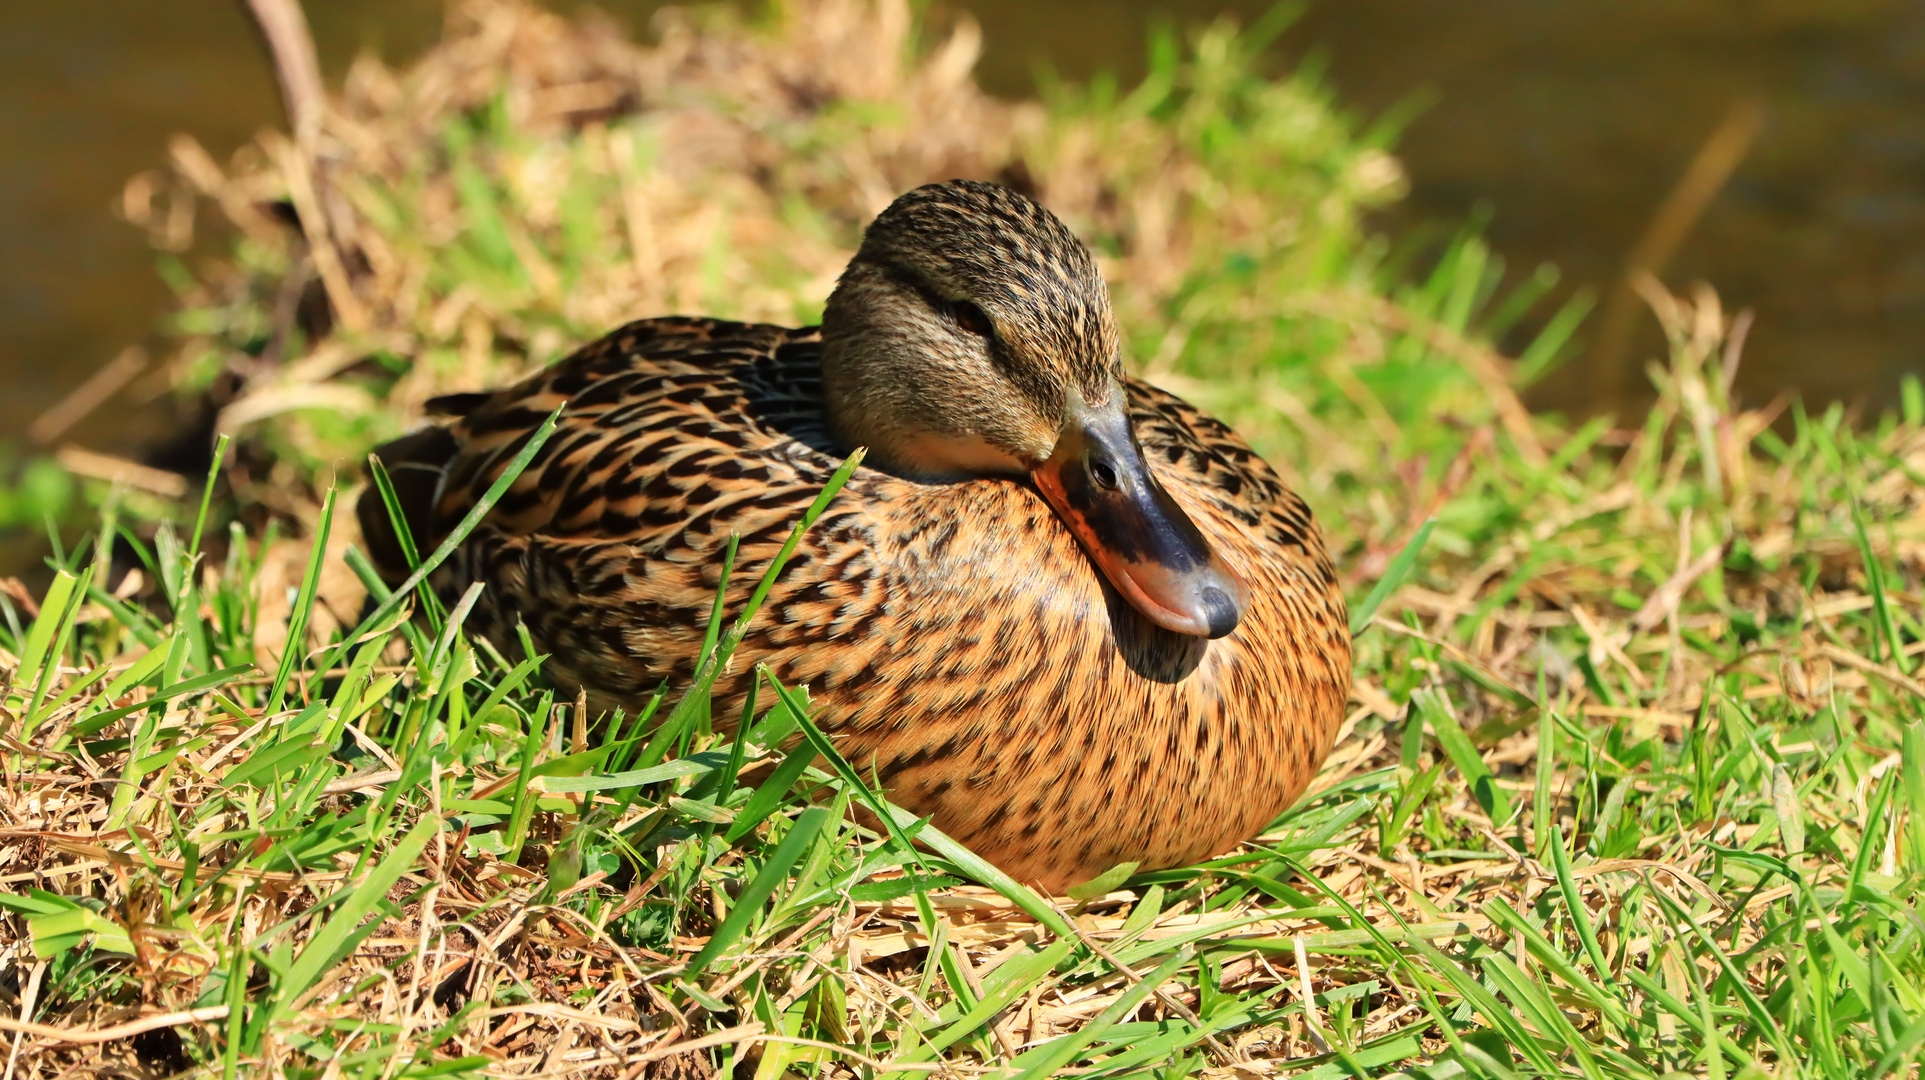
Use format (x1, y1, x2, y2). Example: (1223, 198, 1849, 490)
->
(820, 361, 1031, 480)
(819, 269, 1034, 481)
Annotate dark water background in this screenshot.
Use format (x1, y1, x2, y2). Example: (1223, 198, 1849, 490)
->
(5, 0, 1925, 458)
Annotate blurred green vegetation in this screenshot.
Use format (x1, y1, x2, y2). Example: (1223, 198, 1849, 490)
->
(0, 450, 76, 530)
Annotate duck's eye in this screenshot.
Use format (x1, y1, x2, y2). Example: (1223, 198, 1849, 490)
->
(952, 300, 994, 337)
(1090, 458, 1119, 490)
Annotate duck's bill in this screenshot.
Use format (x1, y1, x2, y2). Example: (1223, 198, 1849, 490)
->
(1032, 397, 1249, 639)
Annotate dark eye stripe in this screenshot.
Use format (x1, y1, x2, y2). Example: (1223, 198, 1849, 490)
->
(883, 268, 996, 341)
(952, 300, 994, 337)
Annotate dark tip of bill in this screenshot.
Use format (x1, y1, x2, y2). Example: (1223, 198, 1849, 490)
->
(1200, 585, 1239, 640)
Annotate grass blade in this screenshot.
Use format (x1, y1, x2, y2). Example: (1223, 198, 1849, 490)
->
(683, 806, 831, 978)
(1351, 518, 1434, 637)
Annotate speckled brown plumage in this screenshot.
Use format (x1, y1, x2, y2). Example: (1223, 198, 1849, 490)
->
(361, 181, 1351, 891)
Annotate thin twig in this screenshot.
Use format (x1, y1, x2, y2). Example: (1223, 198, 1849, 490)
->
(0, 1006, 232, 1045)
(53, 446, 189, 498)
(620, 1021, 763, 1068)
(3, 963, 44, 1080)
(1817, 644, 1925, 700)
(1632, 538, 1733, 633)
(1589, 100, 1766, 390)
(242, 0, 326, 147)
(28, 348, 149, 446)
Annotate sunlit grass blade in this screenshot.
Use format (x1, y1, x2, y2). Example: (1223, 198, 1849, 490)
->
(504, 690, 555, 865)
(274, 817, 438, 1020)
(315, 406, 564, 678)
(1007, 948, 1191, 1078)
(267, 486, 336, 715)
(1351, 517, 1434, 637)
(365, 453, 447, 633)
(1415, 687, 1512, 823)
(683, 806, 830, 979)
(1547, 824, 1617, 992)
(1903, 722, 1925, 873)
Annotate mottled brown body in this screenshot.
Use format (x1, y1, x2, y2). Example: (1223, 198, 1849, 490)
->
(363, 316, 1350, 890)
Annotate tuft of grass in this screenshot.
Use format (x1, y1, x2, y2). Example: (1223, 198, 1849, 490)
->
(3, 1, 1923, 1078)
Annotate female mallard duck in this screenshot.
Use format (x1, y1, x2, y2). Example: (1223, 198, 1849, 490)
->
(359, 179, 1351, 891)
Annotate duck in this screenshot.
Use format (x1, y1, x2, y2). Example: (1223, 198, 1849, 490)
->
(357, 179, 1351, 891)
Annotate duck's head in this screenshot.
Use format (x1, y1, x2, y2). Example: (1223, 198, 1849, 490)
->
(820, 179, 1248, 640)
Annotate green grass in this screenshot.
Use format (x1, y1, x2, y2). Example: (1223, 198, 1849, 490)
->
(3, 1, 1924, 1077)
